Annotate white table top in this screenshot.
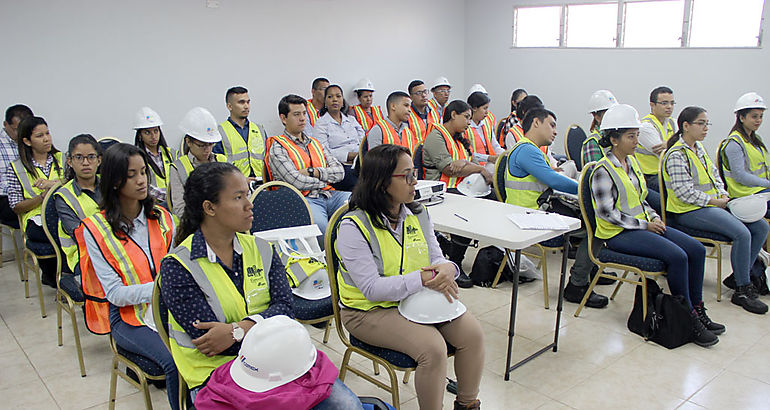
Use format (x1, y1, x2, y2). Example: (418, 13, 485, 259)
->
(426, 193, 581, 250)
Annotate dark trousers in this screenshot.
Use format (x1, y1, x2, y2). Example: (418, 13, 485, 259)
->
(25, 223, 58, 283)
(0, 196, 19, 228)
(331, 164, 358, 192)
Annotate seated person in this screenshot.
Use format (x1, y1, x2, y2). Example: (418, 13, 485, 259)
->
(465, 91, 503, 167)
(314, 84, 364, 191)
(214, 86, 268, 183)
(590, 104, 721, 347)
(496, 89, 527, 149)
(133, 106, 174, 205)
(348, 78, 384, 133)
(506, 108, 610, 307)
(76, 143, 179, 409)
(266, 95, 350, 240)
(406, 80, 438, 143)
(366, 91, 418, 154)
(581, 90, 618, 167)
(336, 144, 484, 410)
(0, 104, 34, 228)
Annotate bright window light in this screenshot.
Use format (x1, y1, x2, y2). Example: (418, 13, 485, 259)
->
(566, 3, 619, 47)
(515, 6, 561, 47)
(623, 0, 685, 47)
(690, 0, 764, 47)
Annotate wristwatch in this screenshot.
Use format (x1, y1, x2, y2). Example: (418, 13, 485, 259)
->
(307, 167, 315, 178)
(231, 323, 245, 342)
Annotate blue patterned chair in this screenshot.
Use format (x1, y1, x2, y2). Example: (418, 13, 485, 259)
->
(108, 333, 166, 410)
(564, 123, 587, 171)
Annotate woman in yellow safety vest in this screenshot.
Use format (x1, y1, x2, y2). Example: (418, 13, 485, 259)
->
(663, 107, 769, 315)
(336, 144, 484, 410)
(76, 143, 179, 409)
(6, 116, 63, 287)
(133, 106, 175, 206)
(590, 104, 720, 347)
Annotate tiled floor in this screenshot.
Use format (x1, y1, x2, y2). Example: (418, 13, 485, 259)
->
(1, 248, 769, 409)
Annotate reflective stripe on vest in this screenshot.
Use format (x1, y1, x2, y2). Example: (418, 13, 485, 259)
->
(145, 147, 174, 190)
(376, 120, 417, 154)
(427, 99, 444, 124)
(164, 232, 273, 388)
(76, 207, 173, 335)
(592, 156, 650, 240)
(265, 135, 333, 196)
(662, 140, 720, 214)
(635, 114, 675, 175)
(351, 105, 384, 132)
(434, 124, 471, 189)
(218, 121, 265, 178)
(306, 99, 320, 127)
(170, 153, 227, 186)
(335, 208, 432, 311)
(55, 180, 100, 272)
(279, 251, 326, 287)
(504, 137, 550, 209)
(11, 152, 63, 232)
(407, 107, 436, 143)
(719, 131, 769, 198)
(465, 124, 495, 166)
(482, 112, 496, 138)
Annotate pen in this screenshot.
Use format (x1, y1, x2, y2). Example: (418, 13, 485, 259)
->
(454, 213, 469, 222)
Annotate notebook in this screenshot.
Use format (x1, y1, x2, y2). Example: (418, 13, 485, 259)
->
(506, 212, 570, 230)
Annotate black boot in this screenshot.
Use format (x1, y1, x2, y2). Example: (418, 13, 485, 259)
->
(723, 273, 737, 290)
(564, 282, 608, 308)
(731, 284, 768, 314)
(589, 265, 617, 285)
(751, 274, 770, 296)
(693, 302, 725, 335)
(448, 235, 473, 288)
(690, 310, 719, 347)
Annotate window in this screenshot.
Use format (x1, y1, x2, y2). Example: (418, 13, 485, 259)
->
(566, 3, 619, 47)
(512, 0, 765, 48)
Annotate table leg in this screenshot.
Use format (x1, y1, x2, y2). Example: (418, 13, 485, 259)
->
(503, 249, 521, 381)
(552, 233, 569, 351)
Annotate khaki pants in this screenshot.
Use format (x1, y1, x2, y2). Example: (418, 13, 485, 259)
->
(340, 307, 485, 410)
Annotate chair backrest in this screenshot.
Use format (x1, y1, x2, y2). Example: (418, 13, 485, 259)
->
(577, 162, 602, 265)
(249, 181, 313, 232)
(324, 203, 351, 346)
(152, 274, 190, 410)
(261, 160, 271, 183)
(715, 142, 729, 193)
(413, 144, 425, 180)
(658, 153, 669, 225)
(41, 182, 64, 275)
(493, 149, 511, 202)
(358, 134, 369, 167)
(179, 137, 187, 158)
(564, 124, 587, 171)
(98, 136, 122, 152)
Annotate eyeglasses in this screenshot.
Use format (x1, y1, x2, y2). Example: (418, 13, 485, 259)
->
(189, 140, 215, 149)
(433, 88, 451, 94)
(70, 154, 99, 163)
(691, 121, 712, 127)
(393, 169, 418, 184)
(413, 90, 429, 97)
(655, 101, 676, 107)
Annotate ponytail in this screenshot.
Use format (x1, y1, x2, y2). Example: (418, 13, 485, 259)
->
(670, 106, 707, 150)
(666, 130, 683, 150)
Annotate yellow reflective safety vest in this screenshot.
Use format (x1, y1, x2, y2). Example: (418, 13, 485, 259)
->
(54, 179, 100, 272)
(164, 232, 274, 388)
(170, 153, 227, 187)
(218, 120, 266, 178)
(336, 207, 432, 311)
(662, 140, 721, 214)
(718, 131, 770, 198)
(280, 251, 326, 287)
(145, 147, 175, 191)
(592, 155, 651, 239)
(635, 114, 675, 175)
(505, 137, 550, 209)
(10, 152, 64, 232)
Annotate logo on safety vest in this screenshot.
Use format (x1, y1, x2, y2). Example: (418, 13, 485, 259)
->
(246, 266, 263, 278)
(406, 226, 418, 236)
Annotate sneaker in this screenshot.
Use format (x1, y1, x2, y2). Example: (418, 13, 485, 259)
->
(564, 282, 608, 308)
(690, 310, 719, 347)
(731, 284, 769, 314)
(693, 302, 725, 335)
(455, 268, 474, 289)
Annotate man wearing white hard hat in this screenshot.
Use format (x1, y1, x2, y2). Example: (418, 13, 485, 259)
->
(407, 80, 438, 142)
(591, 104, 722, 347)
(635, 86, 677, 195)
(168, 107, 227, 218)
(192, 315, 363, 409)
(428, 76, 452, 121)
(214, 86, 268, 182)
(662, 106, 769, 315)
(348, 78, 384, 133)
(467, 84, 496, 137)
(133, 106, 175, 206)
(581, 89, 618, 167)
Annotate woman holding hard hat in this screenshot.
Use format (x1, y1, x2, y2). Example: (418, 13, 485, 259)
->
(133, 106, 175, 205)
(590, 104, 721, 347)
(167, 107, 227, 218)
(581, 90, 618, 167)
(663, 106, 769, 315)
(336, 144, 485, 410)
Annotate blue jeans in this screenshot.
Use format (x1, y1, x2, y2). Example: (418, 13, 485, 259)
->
(307, 191, 351, 243)
(312, 379, 364, 410)
(606, 227, 706, 308)
(672, 207, 769, 287)
(111, 318, 180, 410)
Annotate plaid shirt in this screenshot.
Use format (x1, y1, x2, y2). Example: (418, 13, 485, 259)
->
(581, 131, 605, 167)
(664, 141, 727, 208)
(0, 128, 19, 196)
(267, 130, 344, 198)
(6, 154, 57, 208)
(591, 152, 659, 231)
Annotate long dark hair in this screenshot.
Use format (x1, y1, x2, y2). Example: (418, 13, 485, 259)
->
(349, 144, 421, 230)
(174, 162, 241, 245)
(590, 110, 608, 133)
(511, 89, 527, 113)
(134, 127, 171, 178)
(731, 108, 767, 151)
(99, 143, 158, 238)
(65, 134, 102, 181)
(598, 128, 629, 148)
(17, 116, 61, 178)
(442, 100, 473, 154)
(318, 84, 350, 117)
(667, 106, 707, 150)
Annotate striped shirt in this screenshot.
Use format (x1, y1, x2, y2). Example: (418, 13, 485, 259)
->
(0, 128, 19, 196)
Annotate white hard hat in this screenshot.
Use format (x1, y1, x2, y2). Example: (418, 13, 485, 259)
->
(431, 76, 451, 90)
(588, 90, 618, 113)
(468, 84, 488, 96)
(133, 107, 163, 130)
(292, 268, 332, 300)
(727, 194, 768, 223)
(398, 288, 467, 324)
(229, 315, 317, 392)
(600, 104, 642, 130)
(178, 107, 222, 143)
(637, 122, 663, 151)
(457, 173, 491, 198)
(734, 92, 767, 113)
(353, 78, 375, 92)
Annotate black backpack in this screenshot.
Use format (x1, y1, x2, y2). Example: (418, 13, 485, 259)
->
(627, 279, 694, 349)
(470, 246, 513, 287)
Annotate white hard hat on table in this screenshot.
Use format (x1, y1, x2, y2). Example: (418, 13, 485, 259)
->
(431, 76, 451, 90)
(353, 78, 375, 92)
(600, 104, 642, 130)
(457, 173, 491, 198)
(588, 90, 618, 113)
(178, 107, 222, 143)
(133, 107, 163, 130)
(734, 92, 767, 113)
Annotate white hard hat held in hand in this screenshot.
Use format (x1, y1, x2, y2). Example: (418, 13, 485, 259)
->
(457, 173, 491, 198)
(734, 92, 767, 113)
(600, 104, 642, 131)
(727, 194, 768, 223)
(588, 90, 618, 113)
(179, 107, 222, 143)
(399, 288, 467, 324)
(133, 107, 164, 130)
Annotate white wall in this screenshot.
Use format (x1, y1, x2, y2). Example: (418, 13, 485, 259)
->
(464, 0, 770, 157)
(1, 0, 466, 150)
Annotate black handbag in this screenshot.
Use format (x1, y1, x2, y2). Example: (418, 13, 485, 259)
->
(537, 188, 581, 220)
(627, 279, 694, 349)
(470, 246, 513, 287)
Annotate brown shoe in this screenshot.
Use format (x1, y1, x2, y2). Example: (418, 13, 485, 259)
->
(454, 399, 481, 409)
